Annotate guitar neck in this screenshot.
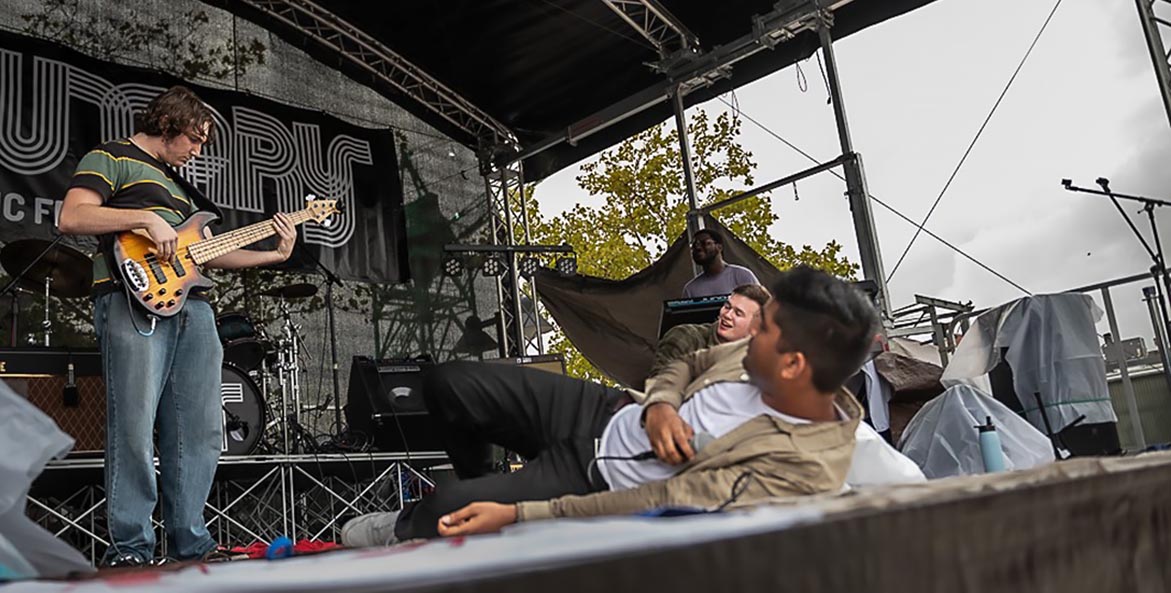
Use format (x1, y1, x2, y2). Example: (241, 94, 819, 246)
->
(189, 208, 316, 264)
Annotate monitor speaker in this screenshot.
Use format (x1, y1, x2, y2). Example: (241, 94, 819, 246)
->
(344, 355, 444, 454)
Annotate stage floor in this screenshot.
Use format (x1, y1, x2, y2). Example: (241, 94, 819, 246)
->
(10, 452, 1171, 592)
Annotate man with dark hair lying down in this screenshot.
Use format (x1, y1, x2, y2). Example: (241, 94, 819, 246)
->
(343, 265, 879, 544)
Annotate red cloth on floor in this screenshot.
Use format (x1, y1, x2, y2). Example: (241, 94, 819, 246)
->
(230, 539, 341, 559)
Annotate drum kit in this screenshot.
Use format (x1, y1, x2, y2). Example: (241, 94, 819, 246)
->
(217, 281, 322, 456)
(0, 238, 321, 457)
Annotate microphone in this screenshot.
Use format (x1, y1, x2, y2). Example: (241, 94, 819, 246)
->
(629, 431, 715, 461)
(62, 361, 79, 408)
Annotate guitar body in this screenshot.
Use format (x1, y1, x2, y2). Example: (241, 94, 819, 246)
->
(112, 211, 217, 317)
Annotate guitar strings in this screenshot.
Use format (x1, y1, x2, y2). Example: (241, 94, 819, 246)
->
(188, 208, 320, 263)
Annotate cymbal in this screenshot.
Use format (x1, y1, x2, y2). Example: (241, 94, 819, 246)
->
(259, 283, 317, 299)
(0, 239, 93, 298)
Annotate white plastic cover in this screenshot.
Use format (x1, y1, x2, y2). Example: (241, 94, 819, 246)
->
(0, 379, 92, 580)
(898, 385, 1056, 479)
(0, 380, 73, 516)
(941, 293, 1116, 432)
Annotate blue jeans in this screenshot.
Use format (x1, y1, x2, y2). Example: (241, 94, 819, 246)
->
(94, 292, 222, 562)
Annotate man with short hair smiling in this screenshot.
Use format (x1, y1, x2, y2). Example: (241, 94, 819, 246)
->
(342, 266, 879, 544)
(646, 283, 770, 388)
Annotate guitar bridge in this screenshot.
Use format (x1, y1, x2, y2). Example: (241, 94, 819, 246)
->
(120, 259, 150, 292)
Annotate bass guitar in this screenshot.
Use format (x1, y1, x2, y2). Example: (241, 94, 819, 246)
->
(112, 197, 339, 317)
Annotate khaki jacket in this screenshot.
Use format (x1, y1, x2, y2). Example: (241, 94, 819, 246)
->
(516, 339, 861, 522)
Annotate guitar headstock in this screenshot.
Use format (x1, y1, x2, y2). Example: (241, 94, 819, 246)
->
(304, 195, 341, 225)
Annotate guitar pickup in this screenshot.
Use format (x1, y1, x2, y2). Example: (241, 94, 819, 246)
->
(144, 254, 167, 284)
(171, 255, 186, 277)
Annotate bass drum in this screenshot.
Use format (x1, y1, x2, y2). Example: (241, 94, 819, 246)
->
(220, 363, 265, 456)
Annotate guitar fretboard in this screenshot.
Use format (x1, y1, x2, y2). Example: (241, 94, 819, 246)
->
(187, 208, 318, 264)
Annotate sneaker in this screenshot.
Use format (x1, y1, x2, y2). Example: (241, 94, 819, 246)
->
(340, 511, 401, 547)
(100, 554, 147, 569)
(201, 546, 250, 563)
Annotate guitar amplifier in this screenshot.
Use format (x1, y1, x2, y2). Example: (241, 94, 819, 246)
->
(0, 349, 105, 455)
(344, 355, 443, 453)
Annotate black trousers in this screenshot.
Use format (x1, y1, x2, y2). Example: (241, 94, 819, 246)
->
(393, 361, 628, 540)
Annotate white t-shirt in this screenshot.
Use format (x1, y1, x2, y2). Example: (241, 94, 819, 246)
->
(681, 264, 760, 298)
(846, 421, 926, 487)
(597, 382, 925, 491)
(598, 382, 807, 490)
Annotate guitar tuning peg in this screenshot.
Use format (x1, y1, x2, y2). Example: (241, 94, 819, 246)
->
(322, 218, 332, 228)
(305, 194, 317, 202)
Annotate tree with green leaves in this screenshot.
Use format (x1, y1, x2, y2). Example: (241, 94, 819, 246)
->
(526, 109, 856, 383)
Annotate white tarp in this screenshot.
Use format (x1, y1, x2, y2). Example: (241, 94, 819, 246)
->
(899, 384, 1056, 479)
(0, 380, 94, 581)
(941, 293, 1115, 432)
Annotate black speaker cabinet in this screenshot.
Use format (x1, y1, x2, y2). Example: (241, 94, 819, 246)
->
(344, 355, 444, 454)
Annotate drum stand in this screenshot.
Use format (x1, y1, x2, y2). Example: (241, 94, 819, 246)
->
(41, 275, 53, 346)
(272, 296, 312, 453)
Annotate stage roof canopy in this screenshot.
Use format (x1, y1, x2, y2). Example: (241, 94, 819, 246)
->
(209, 0, 936, 180)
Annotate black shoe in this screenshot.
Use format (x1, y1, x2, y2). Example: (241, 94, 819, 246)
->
(100, 554, 147, 569)
(201, 545, 249, 563)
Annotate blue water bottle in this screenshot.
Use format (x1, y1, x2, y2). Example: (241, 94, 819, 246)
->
(976, 416, 1006, 473)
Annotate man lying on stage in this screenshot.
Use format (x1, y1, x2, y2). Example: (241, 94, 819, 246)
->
(342, 265, 878, 545)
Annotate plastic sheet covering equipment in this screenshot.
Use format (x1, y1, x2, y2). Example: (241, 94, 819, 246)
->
(899, 384, 1057, 479)
(534, 216, 781, 388)
(0, 380, 93, 580)
(941, 293, 1117, 432)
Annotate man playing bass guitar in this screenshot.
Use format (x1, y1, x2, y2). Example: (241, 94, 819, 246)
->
(57, 86, 296, 567)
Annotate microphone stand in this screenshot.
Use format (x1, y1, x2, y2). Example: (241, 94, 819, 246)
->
(298, 246, 344, 439)
(1062, 178, 1171, 390)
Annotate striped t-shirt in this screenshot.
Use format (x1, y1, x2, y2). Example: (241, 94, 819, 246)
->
(68, 139, 201, 296)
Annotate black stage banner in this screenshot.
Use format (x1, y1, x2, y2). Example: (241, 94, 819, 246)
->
(0, 30, 409, 284)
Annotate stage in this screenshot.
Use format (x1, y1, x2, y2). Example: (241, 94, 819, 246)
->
(26, 452, 447, 565)
(8, 452, 1171, 593)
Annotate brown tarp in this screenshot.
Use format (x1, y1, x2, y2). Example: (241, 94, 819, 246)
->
(534, 216, 781, 388)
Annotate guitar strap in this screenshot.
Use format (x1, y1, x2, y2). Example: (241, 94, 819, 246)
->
(169, 169, 224, 222)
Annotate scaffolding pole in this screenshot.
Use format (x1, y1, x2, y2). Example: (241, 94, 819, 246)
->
(817, 12, 891, 317)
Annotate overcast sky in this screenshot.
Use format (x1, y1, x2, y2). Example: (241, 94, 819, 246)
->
(536, 0, 1169, 347)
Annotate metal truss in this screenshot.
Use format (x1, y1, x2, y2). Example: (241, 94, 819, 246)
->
(482, 160, 545, 356)
(1137, 0, 1171, 128)
(601, 0, 699, 57)
(25, 454, 440, 564)
(232, 0, 517, 147)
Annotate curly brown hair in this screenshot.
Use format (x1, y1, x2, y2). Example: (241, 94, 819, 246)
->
(135, 86, 217, 144)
